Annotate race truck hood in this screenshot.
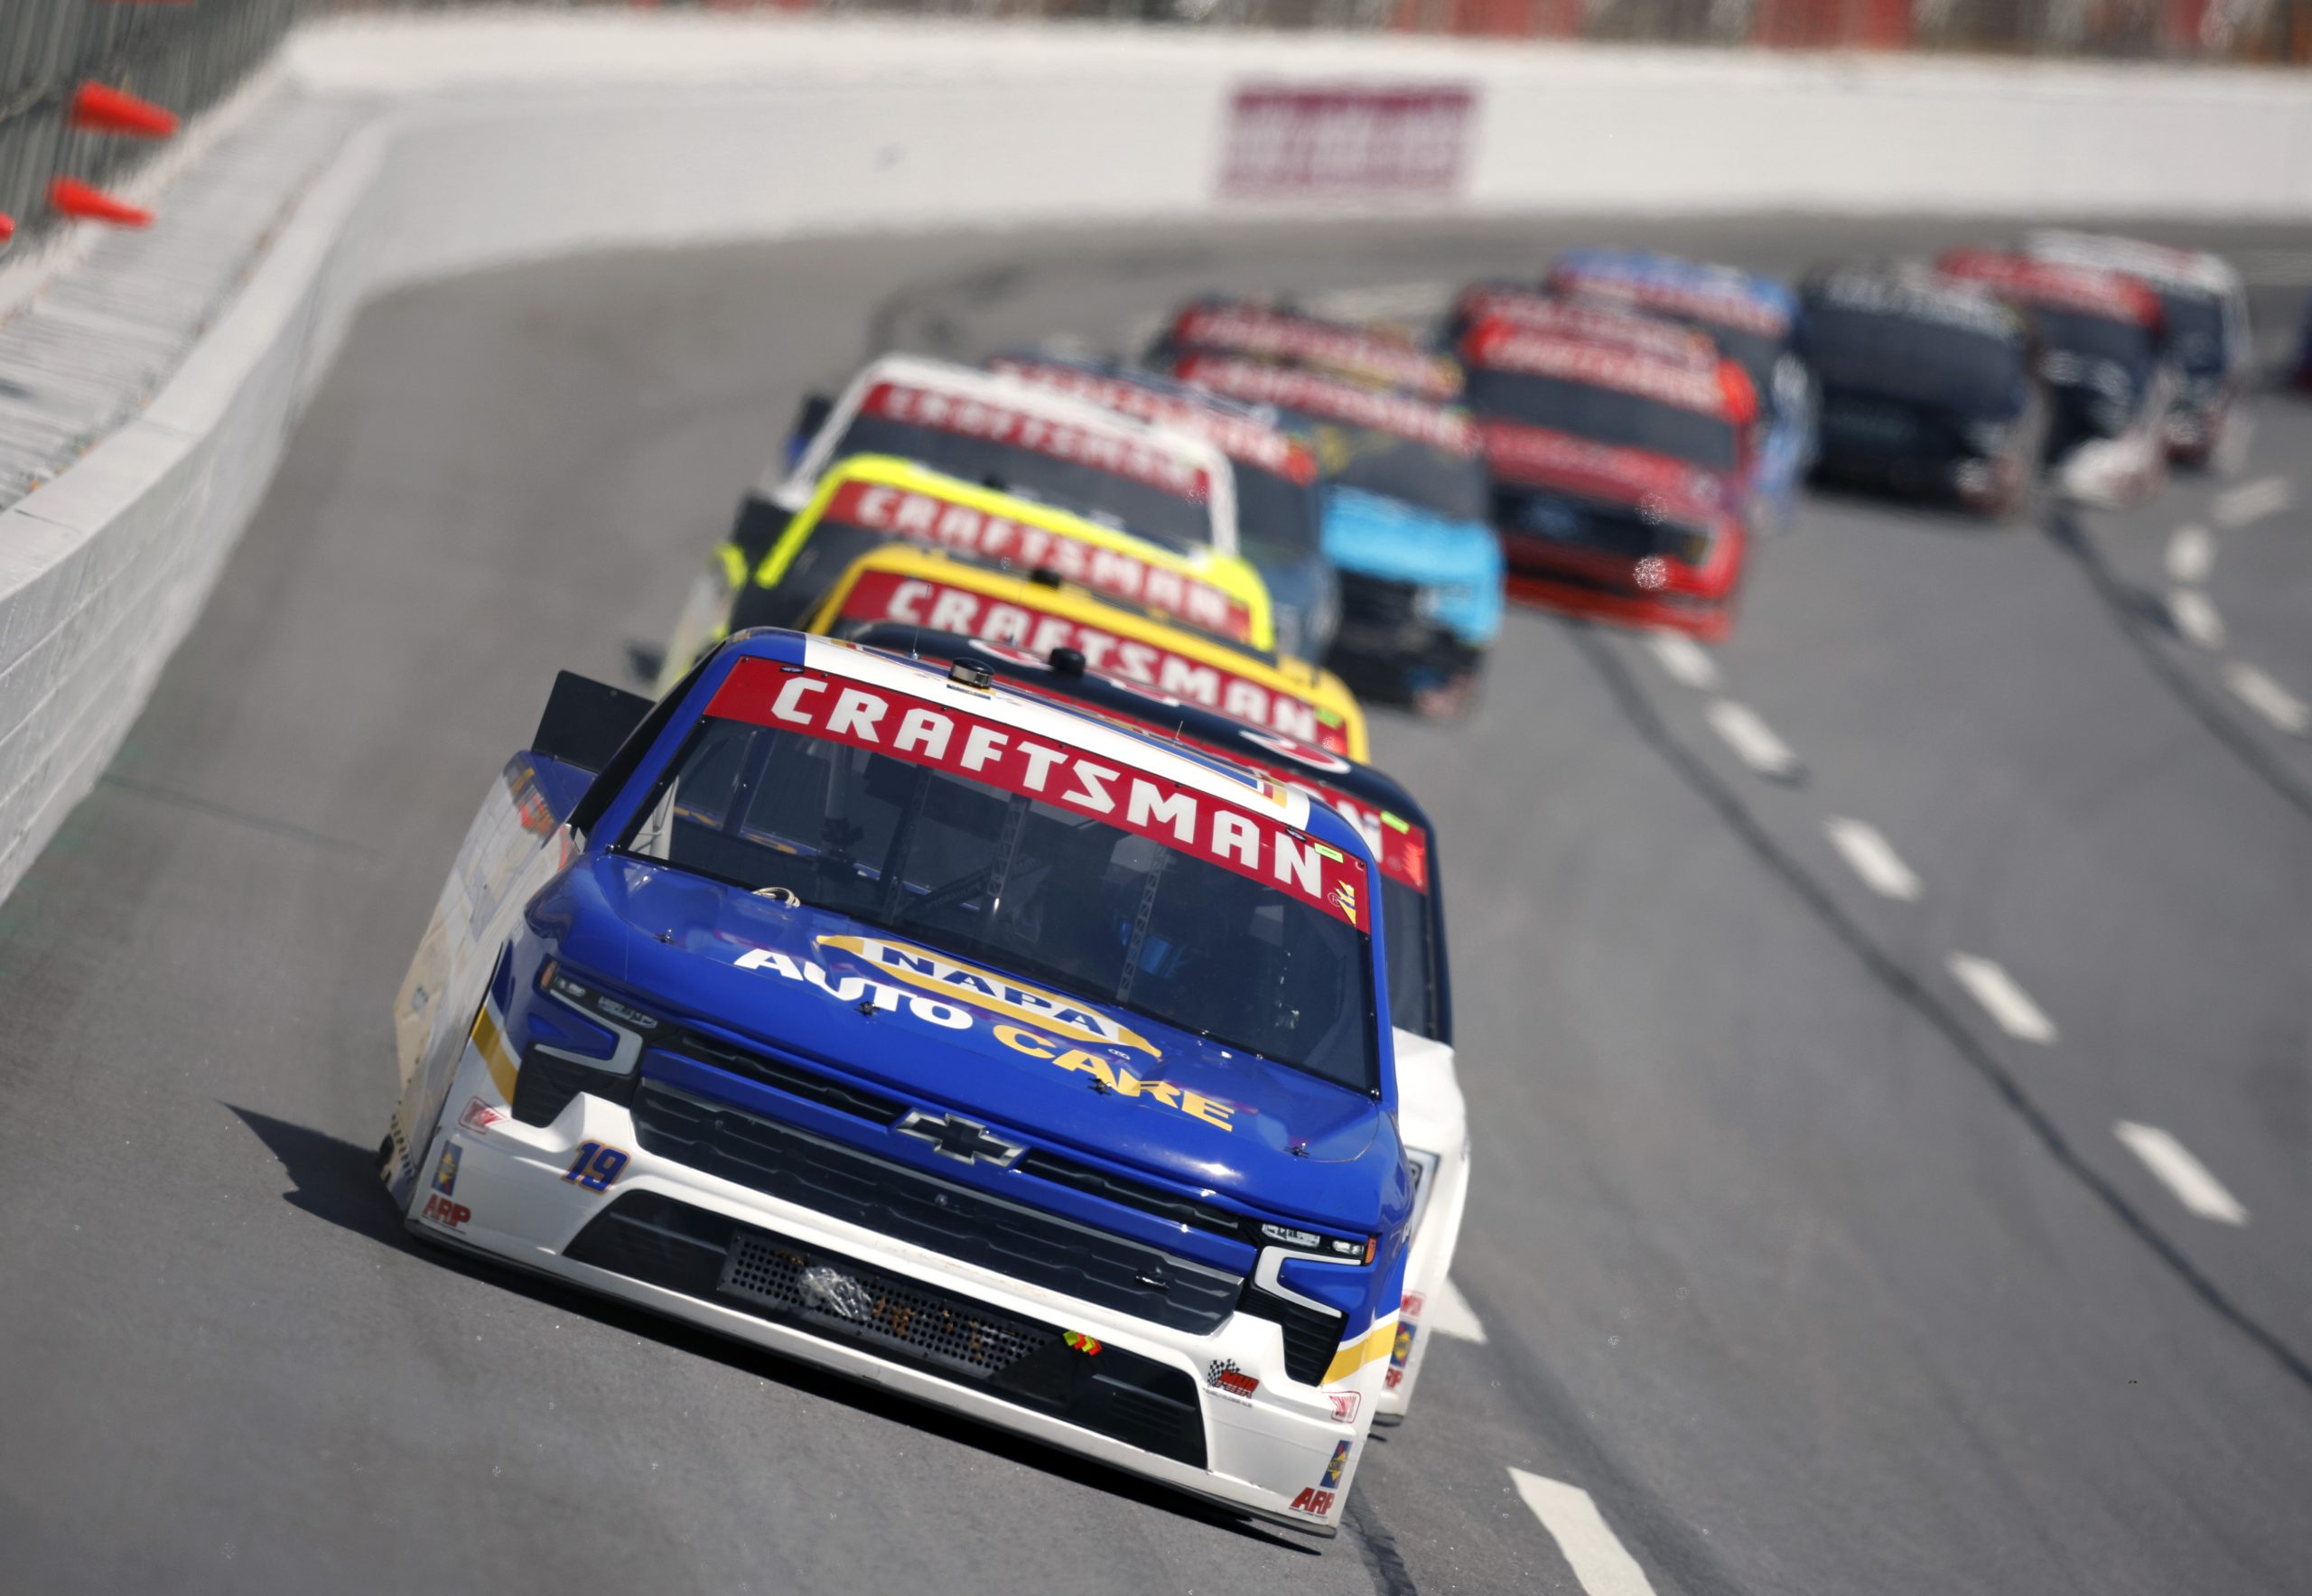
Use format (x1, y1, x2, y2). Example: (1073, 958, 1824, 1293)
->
(1319, 486, 1498, 591)
(546, 854, 1403, 1232)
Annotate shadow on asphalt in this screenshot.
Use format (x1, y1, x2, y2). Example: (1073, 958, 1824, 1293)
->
(224, 1103, 1326, 1560)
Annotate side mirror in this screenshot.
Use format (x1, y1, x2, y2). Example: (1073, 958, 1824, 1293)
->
(784, 391, 834, 471)
(533, 670, 655, 775)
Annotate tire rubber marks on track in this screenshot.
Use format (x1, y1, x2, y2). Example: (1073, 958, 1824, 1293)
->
(1704, 700, 1800, 779)
(2211, 475, 2290, 529)
(1822, 817, 1923, 902)
(1509, 1470, 1658, 1596)
(1945, 953, 2059, 1046)
(2115, 1122, 2250, 1226)
(2223, 662, 2310, 736)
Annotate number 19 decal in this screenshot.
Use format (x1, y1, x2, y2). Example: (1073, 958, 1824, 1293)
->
(562, 1140, 630, 1193)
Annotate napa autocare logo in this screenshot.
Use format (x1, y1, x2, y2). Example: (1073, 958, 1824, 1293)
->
(816, 935, 1160, 1059)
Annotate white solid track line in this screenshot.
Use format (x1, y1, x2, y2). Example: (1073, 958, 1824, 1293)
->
(2164, 524, 2214, 583)
(1823, 817, 1923, 901)
(2114, 1122, 2249, 1225)
(1510, 1470, 1659, 1596)
(2168, 588, 2227, 650)
(1946, 953, 2059, 1045)
(1647, 630, 1720, 691)
(1424, 1277, 1488, 1344)
(2211, 475, 2290, 529)
(1706, 699, 1799, 778)
(2224, 663, 2310, 735)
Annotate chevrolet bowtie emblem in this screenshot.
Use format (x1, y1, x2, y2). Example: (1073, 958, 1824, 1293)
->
(895, 1110, 1026, 1169)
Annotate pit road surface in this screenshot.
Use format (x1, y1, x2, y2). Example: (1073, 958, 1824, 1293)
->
(3, 215, 2310, 1594)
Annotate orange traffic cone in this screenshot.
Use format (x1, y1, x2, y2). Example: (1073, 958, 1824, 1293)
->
(70, 83, 179, 139)
(50, 178, 153, 228)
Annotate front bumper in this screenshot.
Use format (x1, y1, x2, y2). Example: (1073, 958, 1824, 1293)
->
(1504, 563, 1734, 644)
(404, 1054, 1386, 1535)
(1324, 571, 1488, 711)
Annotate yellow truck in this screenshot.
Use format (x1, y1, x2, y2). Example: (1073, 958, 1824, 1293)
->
(802, 542, 1369, 762)
(660, 455, 1276, 690)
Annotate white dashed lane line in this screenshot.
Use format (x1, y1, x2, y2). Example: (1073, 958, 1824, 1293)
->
(2165, 523, 2214, 583)
(1823, 817, 1923, 901)
(1510, 1470, 1659, 1596)
(1705, 699, 1800, 779)
(1946, 953, 2060, 1045)
(2211, 475, 2291, 529)
(2224, 663, 2310, 735)
(1424, 1277, 1488, 1344)
(1646, 630, 1720, 691)
(2114, 1122, 2250, 1226)
(2168, 587, 2227, 650)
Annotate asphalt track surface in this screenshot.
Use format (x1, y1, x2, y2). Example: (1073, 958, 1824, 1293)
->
(3, 213, 2311, 1595)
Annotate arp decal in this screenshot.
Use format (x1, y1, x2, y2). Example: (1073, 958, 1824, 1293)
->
(819, 935, 1159, 1058)
(562, 1140, 631, 1194)
(421, 1194, 471, 1230)
(1206, 1359, 1260, 1401)
(1289, 1488, 1336, 1518)
(994, 1023, 1235, 1132)
(432, 1142, 462, 1198)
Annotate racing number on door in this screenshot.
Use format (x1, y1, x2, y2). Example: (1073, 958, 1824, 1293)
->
(562, 1140, 630, 1194)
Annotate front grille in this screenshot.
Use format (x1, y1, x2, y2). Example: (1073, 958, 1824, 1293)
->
(511, 1050, 631, 1127)
(1235, 1286, 1347, 1386)
(722, 1231, 1051, 1377)
(1337, 571, 1422, 627)
(632, 1082, 1243, 1335)
(564, 1191, 1207, 1468)
(1016, 1149, 1260, 1247)
(662, 1031, 906, 1125)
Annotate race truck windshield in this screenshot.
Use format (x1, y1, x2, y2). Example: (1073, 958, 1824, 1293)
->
(1235, 456, 1326, 563)
(828, 384, 1215, 554)
(1497, 487, 1713, 567)
(1803, 303, 2027, 415)
(2031, 308, 2158, 403)
(1462, 368, 1739, 473)
(2155, 290, 2227, 377)
(1310, 422, 1488, 523)
(623, 669, 1381, 1093)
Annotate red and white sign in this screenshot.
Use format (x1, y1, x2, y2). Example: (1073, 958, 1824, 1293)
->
(859, 382, 1214, 502)
(705, 658, 1367, 929)
(1462, 322, 1740, 417)
(1175, 356, 1476, 455)
(1168, 303, 1460, 401)
(1936, 249, 2162, 326)
(823, 477, 1254, 643)
(1221, 84, 1474, 203)
(989, 358, 1316, 483)
(836, 569, 1348, 756)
